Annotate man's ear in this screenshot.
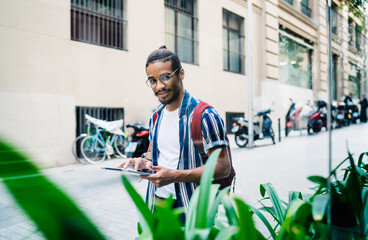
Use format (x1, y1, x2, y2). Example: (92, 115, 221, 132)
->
(179, 68, 185, 80)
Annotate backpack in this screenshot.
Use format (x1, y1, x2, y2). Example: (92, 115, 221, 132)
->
(153, 101, 236, 191)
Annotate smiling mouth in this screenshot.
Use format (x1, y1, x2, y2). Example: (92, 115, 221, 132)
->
(156, 89, 170, 97)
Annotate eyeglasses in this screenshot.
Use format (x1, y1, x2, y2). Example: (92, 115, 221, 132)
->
(145, 68, 179, 88)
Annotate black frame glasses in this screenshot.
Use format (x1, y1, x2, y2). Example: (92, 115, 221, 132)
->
(145, 68, 179, 88)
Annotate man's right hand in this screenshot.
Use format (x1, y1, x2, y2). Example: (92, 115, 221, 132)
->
(117, 157, 152, 171)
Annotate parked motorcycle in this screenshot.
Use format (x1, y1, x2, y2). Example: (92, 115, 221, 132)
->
(307, 100, 328, 134)
(335, 102, 350, 128)
(124, 123, 150, 158)
(285, 99, 313, 136)
(231, 109, 275, 147)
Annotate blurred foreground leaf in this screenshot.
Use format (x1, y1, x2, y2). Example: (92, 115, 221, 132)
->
(0, 139, 105, 240)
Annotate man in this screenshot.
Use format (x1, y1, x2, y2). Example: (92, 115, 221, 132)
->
(118, 46, 231, 216)
(360, 94, 367, 123)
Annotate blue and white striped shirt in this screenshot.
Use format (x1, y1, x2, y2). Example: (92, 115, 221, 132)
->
(146, 90, 228, 216)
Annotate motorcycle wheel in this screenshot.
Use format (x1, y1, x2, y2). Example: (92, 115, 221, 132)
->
(270, 128, 275, 144)
(285, 127, 290, 137)
(235, 133, 248, 148)
(313, 127, 321, 133)
(307, 127, 312, 135)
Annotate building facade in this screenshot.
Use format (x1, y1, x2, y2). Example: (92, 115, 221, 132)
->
(0, 0, 366, 167)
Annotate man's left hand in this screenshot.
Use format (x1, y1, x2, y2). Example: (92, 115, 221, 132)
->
(140, 166, 177, 188)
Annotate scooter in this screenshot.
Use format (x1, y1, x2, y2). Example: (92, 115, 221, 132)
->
(285, 99, 313, 136)
(307, 100, 327, 134)
(231, 109, 275, 147)
(335, 102, 350, 128)
(124, 123, 150, 158)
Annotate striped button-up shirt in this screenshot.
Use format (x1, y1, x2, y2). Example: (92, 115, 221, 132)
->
(146, 90, 228, 217)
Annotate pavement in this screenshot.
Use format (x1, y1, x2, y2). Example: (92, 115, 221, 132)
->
(0, 123, 367, 239)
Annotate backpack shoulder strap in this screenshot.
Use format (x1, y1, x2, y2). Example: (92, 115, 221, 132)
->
(191, 102, 212, 158)
(153, 112, 158, 126)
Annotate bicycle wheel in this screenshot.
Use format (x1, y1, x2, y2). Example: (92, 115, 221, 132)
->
(114, 135, 127, 158)
(72, 134, 88, 163)
(81, 136, 106, 164)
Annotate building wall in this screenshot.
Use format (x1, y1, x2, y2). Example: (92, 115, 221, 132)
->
(0, 0, 366, 167)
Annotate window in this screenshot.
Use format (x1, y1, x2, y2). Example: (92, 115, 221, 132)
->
(348, 19, 355, 46)
(300, 0, 311, 17)
(331, 7, 339, 35)
(279, 29, 313, 89)
(355, 27, 362, 51)
(284, 0, 293, 5)
(348, 63, 361, 99)
(223, 9, 245, 74)
(71, 0, 127, 50)
(165, 0, 198, 64)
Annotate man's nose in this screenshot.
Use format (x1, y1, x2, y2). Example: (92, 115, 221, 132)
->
(155, 79, 165, 89)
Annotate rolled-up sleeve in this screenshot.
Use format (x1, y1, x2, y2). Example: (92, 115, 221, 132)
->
(201, 109, 228, 152)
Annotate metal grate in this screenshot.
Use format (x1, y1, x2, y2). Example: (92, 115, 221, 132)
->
(75, 106, 124, 137)
(164, 0, 198, 64)
(71, 0, 127, 50)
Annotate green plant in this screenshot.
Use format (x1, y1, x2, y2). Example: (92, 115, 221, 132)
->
(308, 151, 368, 238)
(0, 139, 106, 239)
(122, 148, 266, 240)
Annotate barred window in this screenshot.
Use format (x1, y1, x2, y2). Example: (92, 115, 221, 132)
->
(71, 0, 127, 50)
(223, 9, 245, 74)
(165, 0, 198, 64)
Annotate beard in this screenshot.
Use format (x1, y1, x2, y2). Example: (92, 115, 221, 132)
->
(156, 87, 180, 105)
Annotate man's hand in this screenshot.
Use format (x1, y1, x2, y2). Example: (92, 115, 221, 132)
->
(140, 166, 177, 188)
(117, 157, 152, 171)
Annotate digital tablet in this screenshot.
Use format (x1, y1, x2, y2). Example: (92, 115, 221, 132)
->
(101, 167, 154, 176)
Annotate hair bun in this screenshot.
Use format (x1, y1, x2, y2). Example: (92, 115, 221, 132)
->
(159, 45, 167, 49)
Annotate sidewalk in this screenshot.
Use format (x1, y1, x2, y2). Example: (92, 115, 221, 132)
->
(0, 123, 367, 239)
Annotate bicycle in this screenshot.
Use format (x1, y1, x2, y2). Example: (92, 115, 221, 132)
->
(72, 119, 93, 163)
(80, 114, 128, 164)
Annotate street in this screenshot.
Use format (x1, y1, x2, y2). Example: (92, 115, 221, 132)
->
(0, 123, 367, 239)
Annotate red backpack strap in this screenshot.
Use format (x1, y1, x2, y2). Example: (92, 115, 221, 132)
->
(153, 112, 158, 126)
(191, 101, 236, 191)
(191, 102, 212, 150)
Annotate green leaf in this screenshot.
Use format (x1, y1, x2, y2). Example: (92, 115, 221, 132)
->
(345, 151, 363, 222)
(206, 185, 228, 228)
(358, 152, 368, 167)
(221, 194, 238, 226)
(289, 191, 303, 204)
(249, 205, 277, 239)
(234, 198, 263, 240)
(185, 187, 200, 236)
(153, 199, 184, 240)
(311, 195, 329, 222)
(121, 176, 154, 236)
(196, 148, 222, 229)
(307, 176, 327, 186)
(362, 188, 368, 235)
(260, 183, 285, 224)
(0, 139, 105, 240)
(214, 226, 238, 240)
(277, 199, 312, 240)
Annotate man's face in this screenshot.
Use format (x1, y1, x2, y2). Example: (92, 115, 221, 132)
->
(146, 61, 182, 105)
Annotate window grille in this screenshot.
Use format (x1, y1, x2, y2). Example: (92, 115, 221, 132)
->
(71, 0, 127, 50)
(165, 0, 198, 64)
(223, 9, 245, 74)
(75, 106, 125, 137)
(226, 112, 244, 134)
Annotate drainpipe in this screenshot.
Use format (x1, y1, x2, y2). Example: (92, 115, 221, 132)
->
(326, 0, 333, 237)
(247, 0, 253, 148)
